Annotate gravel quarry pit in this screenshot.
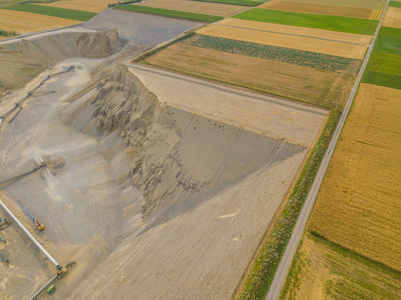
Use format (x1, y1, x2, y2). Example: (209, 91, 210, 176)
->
(0, 13, 327, 299)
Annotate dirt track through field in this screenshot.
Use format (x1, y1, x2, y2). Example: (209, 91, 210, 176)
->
(0, 9, 80, 33)
(197, 24, 368, 59)
(217, 18, 372, 45)
(383, 7, 401, 28)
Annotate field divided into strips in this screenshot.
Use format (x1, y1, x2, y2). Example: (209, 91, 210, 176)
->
(281, 234, 401, 300)
(0, 9, 80, 33)
(38, 0, 112, 13)
(133, 0, 245, 17)
(2, 4, 96, 21)
(115, 5, 223, 22)
(234, 9, 379, 34)
(363, 27, 401, 89)
(308, 83, 401, 271)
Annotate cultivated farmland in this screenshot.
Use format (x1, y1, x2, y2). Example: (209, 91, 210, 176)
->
(216, 18, 372, 44)
(234, 8, 379, 34)
(135, 0, 246, 17)
(143, 43, 355, 107)
(39, 0, 112, 13)
(283, 0, 385, 9)
(308, 83, 401, 271)
(196, 25, 368, 59)
(191, 0, 262, 6)
(260, 1, 382, 20)
(383, 7, 401, 28)
(0, 9, 80, 33)
(281, 234, 401, 300)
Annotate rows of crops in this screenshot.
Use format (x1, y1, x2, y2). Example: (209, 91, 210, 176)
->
(182, 34, 361, 74)
(363, 27, 401, 89)
(191, 0, 261, 6)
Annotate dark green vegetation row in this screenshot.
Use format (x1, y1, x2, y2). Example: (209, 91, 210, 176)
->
(233, 9, 378, 35)
(115, 5, 223, 22)
(1, 4, 96, 21)
(190, 0, 261, 7)
(237, 108, 341, 300)
(182, 34, 361, 74)
(363, 27, 401, 89)
(0, 30, 17, 37)
(389, 1, 401, 8)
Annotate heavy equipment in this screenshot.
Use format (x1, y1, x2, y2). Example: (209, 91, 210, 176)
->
(18, 201, 45, 231)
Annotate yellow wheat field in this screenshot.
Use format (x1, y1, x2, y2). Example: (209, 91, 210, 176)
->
(196, 24, 367, 59)
(137, 0, 245, 17)
(39, 0, 111, 13)
(309, 83, 401, 271)
(217, 18, 372, 45)
(383, 7, 401, 29)
(260, 1, 381, 20)
(0, 10, 80, 33)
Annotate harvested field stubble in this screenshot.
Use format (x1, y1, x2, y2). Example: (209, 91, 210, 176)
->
(182, 34, 361, 74)
(144, 43, 355, 107)
(39, 0, 112, 13)
(260, 1, 381, 20)
(281, 234, 401, 300)
(283, 0, 385, 9)
(197, 25, 368, 59)
(308, 84, 401, 271)
(383, 7, 401, 28)
(234, 9, 379, 34)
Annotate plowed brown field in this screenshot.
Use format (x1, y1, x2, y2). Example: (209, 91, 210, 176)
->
(383, 7, 401, 29)
(39, 0, 111, 13)
(143, 43, 355, 107)
(217, 18, 372, 45)
(196, 25, 368, 59)
(137, 0, 245, 17)
(309, 83, 401, 271)
(260, 1, 381, 20)
(0, 10, 80, 33)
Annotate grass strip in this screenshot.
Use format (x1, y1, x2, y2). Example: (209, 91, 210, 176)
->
(233, 9, 378, 35)
(1, 4, 96, 21)
(182, 34, 361, 74)
(236, 108, 341, 300)
(389, 1, 401, 8)
(190, 0, 261, 7)
(0, 30, 17, 37)
(115, 5, 223, 22)
(363, 71, 401, 90)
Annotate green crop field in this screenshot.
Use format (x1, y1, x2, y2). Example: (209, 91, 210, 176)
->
(389, 1, 401, 8)
(363, 27, 401, 89)
(115, 5, 223, 22)
(233, 9, 378, 35)
(182, 34, 361, 74)
(2, 4, 96, 21)
(190, 0, 261, 6)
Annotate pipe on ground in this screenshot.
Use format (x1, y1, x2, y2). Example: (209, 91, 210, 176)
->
(29, 273, 59, 300)
(0, 197, 61, 270)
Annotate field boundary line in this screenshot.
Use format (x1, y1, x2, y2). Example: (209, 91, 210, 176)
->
(265, 0, 391, 299)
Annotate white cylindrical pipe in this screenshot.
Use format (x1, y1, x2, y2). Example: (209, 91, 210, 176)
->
(0, 197, 61, 270)
(29, 273, 59, 300)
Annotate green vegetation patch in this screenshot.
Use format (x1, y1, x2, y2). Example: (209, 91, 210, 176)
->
(182, 34, 361, 74)
(363, 71, 401, 90)
(0, 30, 17, 37)
(1, 4, 96, 21)
(389, 1, 401, 8)
(190, 0, 261, 7)
(115, 5, 223, 22)
(233, 9, 378, 35)
(375, 27, 401, 55)
(369, 51, 401, 76)
(236, 108, 341, 299)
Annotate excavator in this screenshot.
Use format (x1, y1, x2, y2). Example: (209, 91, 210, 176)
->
(18, 201, 45, 231)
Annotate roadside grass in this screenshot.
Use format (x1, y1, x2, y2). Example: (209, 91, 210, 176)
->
(389, 1, 401, 8)
(233, 9, 378, 34)
(190, 0, 262, 7)
(182, 34, 361, 74)
(281, 233, 401, 300)
(236, 108, 341, 300)
(1, 4, 96, 21)
(115, 5, 223, 22)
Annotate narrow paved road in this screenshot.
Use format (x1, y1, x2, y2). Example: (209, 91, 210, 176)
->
(265, 2, 390, 299)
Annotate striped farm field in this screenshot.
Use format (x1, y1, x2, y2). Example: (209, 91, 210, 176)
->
(196, 25, 368, 59)
(135, 0, 245, 17)
(383, 7, 401, 28)
(39, 0, 111, 13)
(308, 83, 401, 271)
(260, 1, 382, 20)
(282, 0, 385, 9)
(233, 9, 379, 34)
(217, 18, 372, 44)
(0, 9, 80, 33)
(143, 43, 355, 107)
